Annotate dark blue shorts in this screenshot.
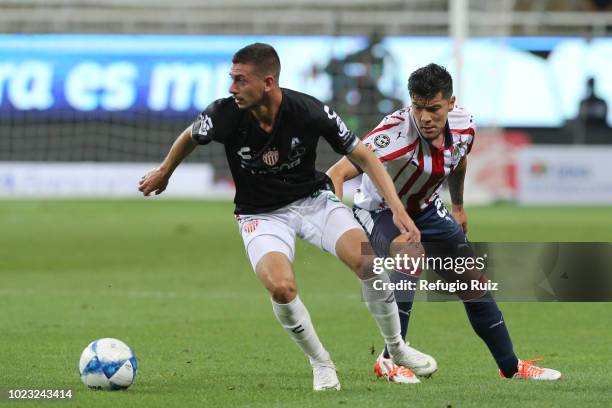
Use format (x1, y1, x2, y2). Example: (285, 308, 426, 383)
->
(354, 197, 485, 300)
(353, 197, 469, 257)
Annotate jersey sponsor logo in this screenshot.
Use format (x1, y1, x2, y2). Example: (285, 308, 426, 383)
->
(288, 136, 306, 161)
(374, 134, 391, 148)
(291, 136, 300, 149)
(194, 114, 213, 136)
(237, 146, 252, 160)
(324, 104, 351, 140)
(262, 147, 279, 166)
(241, 157, 302, 175)
(336, 117, 350, 140)
(323, 104, 337, 120)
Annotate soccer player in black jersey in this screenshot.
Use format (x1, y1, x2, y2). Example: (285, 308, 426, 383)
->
(139, 43, 430, 390)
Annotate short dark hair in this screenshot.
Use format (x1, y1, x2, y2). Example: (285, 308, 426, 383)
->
(408, 63, 453, 101)
(232, 43, 281, 80)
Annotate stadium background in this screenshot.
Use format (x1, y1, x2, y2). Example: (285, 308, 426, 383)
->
(1, 1, 611, 407)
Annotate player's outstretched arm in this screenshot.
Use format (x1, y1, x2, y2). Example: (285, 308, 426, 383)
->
(448, 156, 468, 233)
(326, 157, 360, 200)
(138, 126, 197, 196)
(348, 142, 421, 242)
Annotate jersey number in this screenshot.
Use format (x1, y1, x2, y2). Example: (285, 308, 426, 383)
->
(434, 198, 448, 218)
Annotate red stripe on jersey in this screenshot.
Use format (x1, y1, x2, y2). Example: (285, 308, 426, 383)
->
(423, 178, 446, 207)
(398, 146, 424, 199)
(389, 115, 405, 121)
(380, 139, 419, 163)
(405, 147, 446, 214)
(365, 121, 402, 138)
(450, 127, 475, 135)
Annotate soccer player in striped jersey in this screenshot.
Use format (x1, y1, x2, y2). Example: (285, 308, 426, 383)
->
(327, 63, 561, 383)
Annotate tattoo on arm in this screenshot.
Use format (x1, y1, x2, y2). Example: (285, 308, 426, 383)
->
(448, 157, 467, 205)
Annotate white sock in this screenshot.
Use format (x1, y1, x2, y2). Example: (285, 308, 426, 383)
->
(361, 274, 403, 346)
(271, 295, 330, 365)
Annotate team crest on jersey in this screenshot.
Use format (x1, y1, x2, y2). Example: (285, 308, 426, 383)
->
(374, 134, 391, 148)
(262, 148, 279, 166)
(243, 220, 259, 234)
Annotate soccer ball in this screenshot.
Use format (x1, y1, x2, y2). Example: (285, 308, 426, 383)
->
(79, 338, 138, 390)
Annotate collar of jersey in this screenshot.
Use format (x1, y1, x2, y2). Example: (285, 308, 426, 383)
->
(249, 92, 287, 138)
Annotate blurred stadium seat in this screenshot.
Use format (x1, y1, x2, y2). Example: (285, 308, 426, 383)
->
(0, 0, 609, 35)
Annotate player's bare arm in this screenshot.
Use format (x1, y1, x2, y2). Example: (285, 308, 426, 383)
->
(138, 126, 197, 196)
(326, 157, 360, 200)
(348, 142, 421, 242)
(448, 155, 468, 233)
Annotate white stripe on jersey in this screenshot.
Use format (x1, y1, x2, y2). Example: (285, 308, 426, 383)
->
(402, 139, 431, 200)
(354, 106, 475, 214)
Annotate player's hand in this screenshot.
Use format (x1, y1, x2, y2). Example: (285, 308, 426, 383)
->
(391, 206, 421, 243)
(138, 167, 170, 196)
(451, 204, 468, 234)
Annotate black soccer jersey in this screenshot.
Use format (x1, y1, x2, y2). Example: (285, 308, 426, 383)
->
(190, 88, 359, 214)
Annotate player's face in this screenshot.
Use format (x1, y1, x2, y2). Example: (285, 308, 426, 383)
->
(229, 63, 266, 110)
(411, 92, 455, 140)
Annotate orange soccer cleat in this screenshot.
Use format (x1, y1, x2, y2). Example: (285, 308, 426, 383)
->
(499, 358, 562, 381)
(374, 352, 420, 384)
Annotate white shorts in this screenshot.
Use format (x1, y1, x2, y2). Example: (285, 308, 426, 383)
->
(236, 190, 362, 270)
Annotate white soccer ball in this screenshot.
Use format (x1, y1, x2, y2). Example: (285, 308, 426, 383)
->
(79, 338, 138, 390)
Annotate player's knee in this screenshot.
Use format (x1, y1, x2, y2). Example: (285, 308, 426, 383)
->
(390, 241, 425, 277)
(348, 254, 375, 279)
(270, 279, 297, 303)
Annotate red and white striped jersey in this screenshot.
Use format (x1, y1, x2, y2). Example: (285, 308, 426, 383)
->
(354, 106, 475, 214)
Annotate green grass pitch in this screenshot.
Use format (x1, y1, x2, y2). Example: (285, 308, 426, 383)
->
(1, 201, 611, 407)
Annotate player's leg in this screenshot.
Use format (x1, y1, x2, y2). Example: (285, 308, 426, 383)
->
(416, 199, 520, 377)
(332, 227, 426, 383)
(353, 207, 435, 380)
(253, 250, 340, 390)
(239, 215, 340, 390)
(428, 233, 520, 377)
(254, 249, 330, 365)
(432, 235, 563, 379)
(298, 192, 429, 380)
(295, 195, 403, 354)
(438, 240, 560, 380)
(424, 198, 561, 380)
(354, 208, 419, 351)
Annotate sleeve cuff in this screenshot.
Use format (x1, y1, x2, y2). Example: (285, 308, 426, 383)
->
(344, 136, 359, 154)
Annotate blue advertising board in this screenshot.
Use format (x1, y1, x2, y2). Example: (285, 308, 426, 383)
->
(0, 34, 610, 126)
